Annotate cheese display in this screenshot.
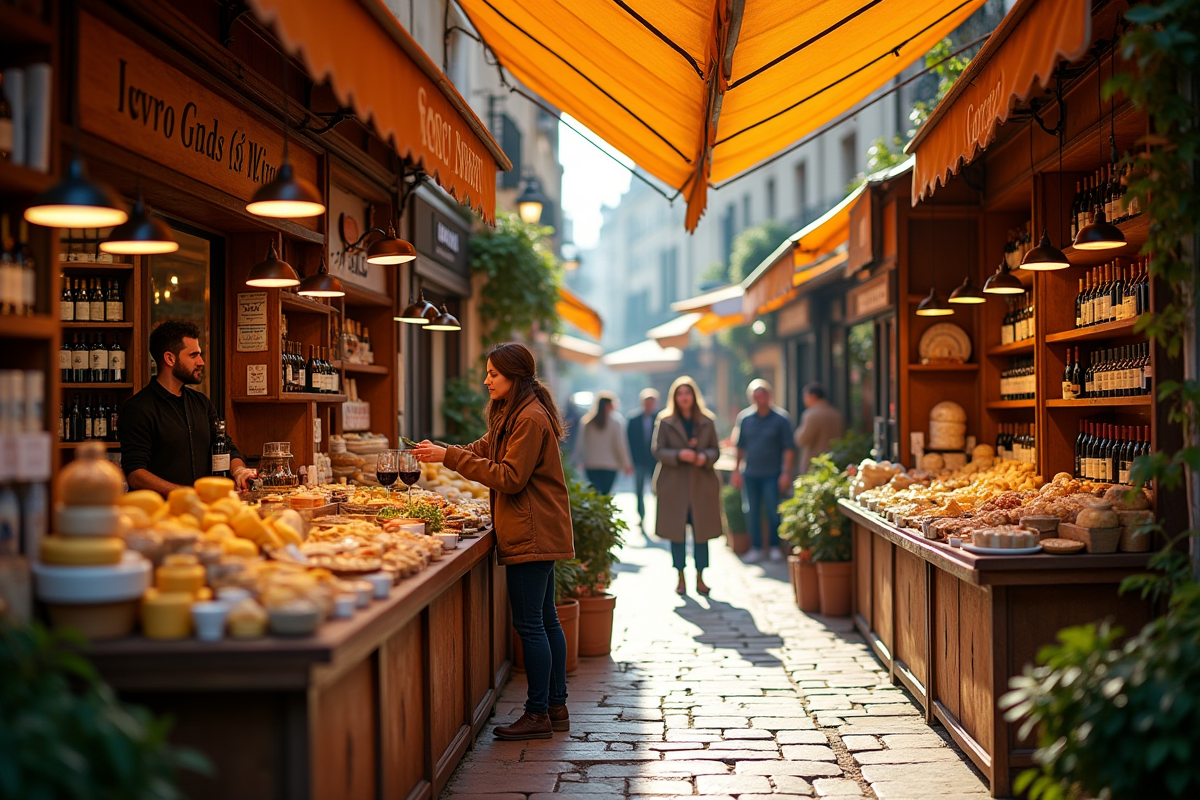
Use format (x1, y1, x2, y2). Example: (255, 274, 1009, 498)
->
(928, 401, 967, 450)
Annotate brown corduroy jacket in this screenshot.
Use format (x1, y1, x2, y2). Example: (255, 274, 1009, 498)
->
(444, 395, 575, 565)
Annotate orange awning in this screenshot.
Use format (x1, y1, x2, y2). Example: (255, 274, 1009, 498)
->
(249, 0, 511, 222)
(552, 333, 605, 366)
(457, 0, 985, 231)
(907, 0, 1092, 204)
(557, 285, 604, 340)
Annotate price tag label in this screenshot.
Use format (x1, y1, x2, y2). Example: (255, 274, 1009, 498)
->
(0, 435, 16, 482)
(16, 432, 52, 482)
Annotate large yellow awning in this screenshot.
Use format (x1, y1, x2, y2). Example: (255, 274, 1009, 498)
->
(557, 285, 604, 339)
(457, 0, 985, 230)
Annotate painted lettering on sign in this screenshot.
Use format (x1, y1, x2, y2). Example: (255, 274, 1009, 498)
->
(965, 74, 1005, 152)
(418, 87, 483, 197)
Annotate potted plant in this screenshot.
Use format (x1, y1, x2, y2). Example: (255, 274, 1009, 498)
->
(721, 483, 751, 555)
(566, 474, 627, 656)
(511, 558, 585, 674)
(777, 471, 819, 614)
(798, 455, 854, 616)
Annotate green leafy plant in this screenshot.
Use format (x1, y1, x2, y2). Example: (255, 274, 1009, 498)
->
(442, 372, 489, 444)
(395, 497, 445, 533)
(469, 212, 562, 342)
(553, 558, 586, 605)
(778, 454, 852, 561)
(721, 484, 746, 536)
(0, 622, 210, 799)
(908, 37, 975, 134)
(566, 473, 627, 596)
(827, 429, 874, 470)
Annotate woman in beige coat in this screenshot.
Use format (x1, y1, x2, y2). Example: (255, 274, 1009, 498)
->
(652, 376, 722, 595)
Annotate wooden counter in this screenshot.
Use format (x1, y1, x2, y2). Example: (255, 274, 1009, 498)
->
(839, 500, 1153, 798)
(87, 532, 510, 800)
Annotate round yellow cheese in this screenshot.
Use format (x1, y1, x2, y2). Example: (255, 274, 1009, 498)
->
(141, 589, 193, 640)
(40, 535, 125, 566)
(195, 477, 236, 503)
(120, 490, 165, 515)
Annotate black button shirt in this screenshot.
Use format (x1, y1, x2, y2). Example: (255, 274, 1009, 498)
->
(118, 380, 243, 487)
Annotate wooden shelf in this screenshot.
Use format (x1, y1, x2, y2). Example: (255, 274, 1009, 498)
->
(986, 400, 1036, 409)
(61, 382, 133, 389)
(1045, 315, 1147, 343)
(908, 363, 979, 372)
(986, 340, 1035, 357)
(233, 393, 347, 404)
(0, 314, 58, 339)
(334, 361, 388, 375)
(1061, 214, 1149, 267)
(1046, 396, 1152, 408)
(281, 294, 334, 316)
(59, 261, 135, 271)
(62, 322, 134, 329)
(0, 161, 54, 195)
(58, 441, 120, 449)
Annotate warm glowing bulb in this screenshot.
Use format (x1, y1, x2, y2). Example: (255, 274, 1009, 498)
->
(244, 199, 326, 218)
(24, 205, 128, 228)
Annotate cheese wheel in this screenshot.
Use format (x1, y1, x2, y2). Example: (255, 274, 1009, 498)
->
(120, 490, 165, 515)
(168, 488, 200, 515)
(221, 537, 259, 558)
(40, 535, 125, 566)
(231, 508, 269, 542)
(141, 589, 193, 640)
(195, 477, 236, 503)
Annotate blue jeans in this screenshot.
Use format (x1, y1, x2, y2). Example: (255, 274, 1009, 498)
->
(743, 473, 782, 551)
(586, 469, 618, 495)
(671, 537, 709, 571)
(507, 560, 568, 714)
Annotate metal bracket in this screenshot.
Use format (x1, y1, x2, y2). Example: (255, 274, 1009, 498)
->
(220, 1, 251, 48)
(1030, 71, 1066, 138)
(299, 108, 356, 136)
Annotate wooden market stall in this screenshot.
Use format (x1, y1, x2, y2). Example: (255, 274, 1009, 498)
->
(836, 1, 1182, 795)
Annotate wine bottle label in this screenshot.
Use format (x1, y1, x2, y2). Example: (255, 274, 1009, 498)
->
(72, 352, 87, 369)
(75, 303, 89, 321)
(61, 302, 74, 321)
(109, 351, 126, 370)
(212, 453, 231, 472)
(85, 418, 93, 439)
(106, 301, 123, 321)
(91, 350, 109, 370)
(94, 419, 107, 439)
(59, 351, 71, 370)
(1062, 381, 1075, 400)
(91, 301, 105, 320)
(1119, 466, 1130, 484)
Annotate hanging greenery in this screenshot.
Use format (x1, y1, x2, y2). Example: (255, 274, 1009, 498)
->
(469, 212, 563, 342)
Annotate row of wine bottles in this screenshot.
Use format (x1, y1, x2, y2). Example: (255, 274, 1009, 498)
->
(1070, 157, 1141, 239)
(1074, 259, 1150, 328)
(1061, 344, 1153, 400)
(0, 215, 37, 316)
(281, 341, 340, 394)
(999, 357, 1035, 401)
(60, 394, 120, 443)
(995, 424, 1036, 465)
(60, 276, 124, 322)
(1075, 423, 1150, 486)
(59, 334, 127, 383)
(999, 295, 1036, 345)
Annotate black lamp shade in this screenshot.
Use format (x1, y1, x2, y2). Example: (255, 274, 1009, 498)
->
(425, 304, 461, 331)
(246, 240, 300, 288)
(983, 262, 1026, 295)
(24, 157, 128, 229)
(1021, 229, 1071, 270)
(516, 177, 548, 224)
(246, 161, 326, 218)
(367, 230, 417, 265)
(1073, 207, 1126, 251)
(916, 287, 955, 316)
(297, 262, 345, 297)
(948, 275, 986, 304)
(395, 293, 434, 324)
(101, 198, 179, 254)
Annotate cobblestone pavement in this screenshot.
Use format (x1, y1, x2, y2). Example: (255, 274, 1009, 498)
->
(443, 494, 990, 800)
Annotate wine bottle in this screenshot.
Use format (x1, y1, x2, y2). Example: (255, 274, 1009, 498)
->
(211, 418, 232, 477)
(72, 334, 89, 383)
(1075, 420, 1087, 478)
(1062, 350, 1076, 400)
(109, 335, 126, 383)
(89, 278, 104, 322)
(83, 394, 94, 440)
(59, 337, 72, 383)
(73, 278, 89, 321)
(105, 278, 123, 322)
(90, 333, 109, 383)
(60, 273, 74, 321)
(108, 399, 119, 443)
(93, 396, 108, 441)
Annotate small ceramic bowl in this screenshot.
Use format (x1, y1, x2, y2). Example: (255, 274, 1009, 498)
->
(268, 602, 321, 637)
(216, 587, 253, 605)
(191, 601, 230, 642)
(350, 580, 373, 608)
(333, 593, 356, 619)
(436, 532, 459, 550)
(364, 572, 392, 599)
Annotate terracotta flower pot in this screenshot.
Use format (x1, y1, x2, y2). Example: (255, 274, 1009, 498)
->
(728, 532, 751, 555)
(787, 554, 801, 600)
(796, 557, 821, 613)
(576, 592, 617, 656)
(815, 561, 853, 617)
(511, 598, 581, 673)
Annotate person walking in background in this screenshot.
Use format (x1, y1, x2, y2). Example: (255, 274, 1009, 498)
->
(795, 382, 845, 474)
(560, 397, 582, 460)
(412, 343, 573, 740)
(626, 388, 660, 527)
(574, 391, 632, 495)
(653, 376, 722, 596)
(731, 379, 795, 563)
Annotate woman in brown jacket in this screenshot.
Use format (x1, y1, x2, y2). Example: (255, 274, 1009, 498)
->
(653, 376, 722, 596)
(413, 343, 574, 741)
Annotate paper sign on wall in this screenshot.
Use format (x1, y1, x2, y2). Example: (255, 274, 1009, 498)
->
(246, 364, 267, 396)
(236, 292, 268, 352)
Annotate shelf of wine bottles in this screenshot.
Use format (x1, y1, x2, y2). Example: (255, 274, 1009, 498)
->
(1073, 258, 1150, 328)
(1074, 423, 1149, 485)
(59, 393, 120, 444)
(281, 340, 341, 394)
(995, 423, 1036, 465)
(999, 357, 1035, 401)
(999, 295, 1035, 346)
(59, 274, 126, 323)
(0, 216, 40, 317)
(1061, 343, 1153, 400)
(59, 332, 128, 384)
(1069, 156, 1142, 242)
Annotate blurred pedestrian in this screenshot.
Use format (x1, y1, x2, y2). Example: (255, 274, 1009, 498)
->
(413, 343, 573, 740)
(626, 387, 660, 527)
(574, 391, 632, 495)
(731, 379, 795, 563)
(795, 382, 844, 474)
(561, 397, 582, 459)
(653, 376, 721, 596)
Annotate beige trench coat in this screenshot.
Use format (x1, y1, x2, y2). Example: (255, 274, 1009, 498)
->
(651, 413, 723, 543)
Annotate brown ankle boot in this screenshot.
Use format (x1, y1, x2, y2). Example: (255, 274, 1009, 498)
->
(493, 711, 552, 740)
(549, 704, 569, 731)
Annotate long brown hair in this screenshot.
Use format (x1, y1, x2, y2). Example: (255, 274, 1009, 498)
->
(582, 391, 616, 431)
(663, 375, 715, 421)
(485, 342, 564, 440)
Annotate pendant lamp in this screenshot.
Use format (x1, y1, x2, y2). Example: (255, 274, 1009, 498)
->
(983, 260, 1026, 295)
(916, 197, 954, 316)
(516, 177, 548, 224)
(1023, 100, 1072, 269)
(425, 304, 461, 331)
(297, 260, 345, 297)
(1074, 49, 1125, 251)
(246, 240, 300, 288)
(395, 291, 434, 324)
(25, 157, 128, 229)
(101, 185, 178, 255)
(246, 52, 325, 219)
(366, 225, 417, 265)
(949, 274, 986, 303)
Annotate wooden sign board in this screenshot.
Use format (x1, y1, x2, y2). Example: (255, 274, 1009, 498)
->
(78, 12, 321, 229)
(327, 184, 387, 295)
(776, 296, 811, 337)
(847, 189, 875, 276)
(846, 272, 893, 323)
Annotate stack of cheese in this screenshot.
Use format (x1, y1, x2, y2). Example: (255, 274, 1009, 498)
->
(928, 401, 968, 453)
(33, 442, 151, 640)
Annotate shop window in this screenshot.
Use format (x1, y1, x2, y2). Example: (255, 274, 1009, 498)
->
(499, 115, 522, 189)
(846, 320, 875, 435)
(149, 227, 213, 398)
(841, 132, 859, 190)
(766, 178, 777, 221)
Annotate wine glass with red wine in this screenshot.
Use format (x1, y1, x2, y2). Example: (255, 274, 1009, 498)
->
(398, 450, 420, 500)
(376, 450, 400, 495)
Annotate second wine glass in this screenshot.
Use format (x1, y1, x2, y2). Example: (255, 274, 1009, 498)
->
(376, 449, 400, 495)
(398, 450, 420, 500)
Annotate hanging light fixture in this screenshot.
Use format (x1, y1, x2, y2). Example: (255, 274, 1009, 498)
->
(297, 259, 345, 297)
(425, 303, 461, 331)
(916, 195, 954, 316)
(245, 240, 300, 288)
(366, 224, 417, 264)
(247, 52, 325, 219)
(395, 290, 435, 324)
(516, 176, 548, 224)
(983, 260, 1026, 295)
(25, 156, 128, 229)
(1074, 48, 1125, 251)
(101, 184, 178, 255)
(949, 197, 985, 303)
(561, 241, 581, 271)
(1023, 100, 1072, 270)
